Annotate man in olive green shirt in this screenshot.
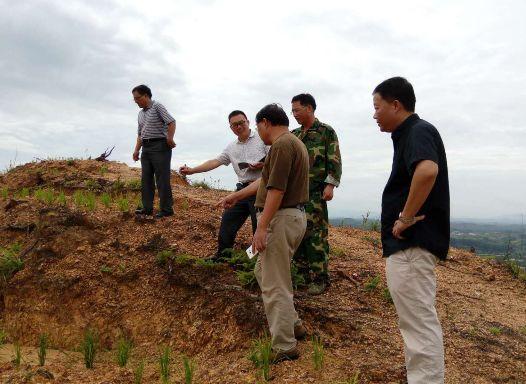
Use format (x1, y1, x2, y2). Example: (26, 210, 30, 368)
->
(219, 104, 309, 362)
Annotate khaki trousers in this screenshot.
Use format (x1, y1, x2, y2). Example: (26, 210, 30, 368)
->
(255, 208, 307, 352)
(386, 247, 445, 384)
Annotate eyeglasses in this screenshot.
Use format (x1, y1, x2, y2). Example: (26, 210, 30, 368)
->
(290, 106, 306, 115)
(230, 120, 247, 128)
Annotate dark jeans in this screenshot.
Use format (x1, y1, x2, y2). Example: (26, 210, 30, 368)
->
(216, 183, 257, 258)
(140, 139, 173, 214)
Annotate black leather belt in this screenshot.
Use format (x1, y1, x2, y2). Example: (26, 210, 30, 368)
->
(141, 137, 165, 143)
(255, 204, 304, 213)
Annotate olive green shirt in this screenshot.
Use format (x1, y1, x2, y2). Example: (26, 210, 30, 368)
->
(255, 132, 309, 209)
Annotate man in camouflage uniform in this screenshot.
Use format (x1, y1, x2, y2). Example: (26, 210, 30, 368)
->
(291, 93, 342, 295)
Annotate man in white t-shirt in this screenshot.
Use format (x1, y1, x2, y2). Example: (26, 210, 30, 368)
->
(179, 110, 269, 260)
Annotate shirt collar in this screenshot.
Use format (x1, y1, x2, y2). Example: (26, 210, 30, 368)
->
(237, 129, 255, 143)
(302, 118, 321, 131)
(143, 100, 155, 111)
(391, 113, 419, 141)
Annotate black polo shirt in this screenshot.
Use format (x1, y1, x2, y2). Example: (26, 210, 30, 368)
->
(381, 114, 450, 260)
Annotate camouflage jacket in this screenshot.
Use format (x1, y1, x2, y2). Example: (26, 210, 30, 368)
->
(291, 119, 342, 192)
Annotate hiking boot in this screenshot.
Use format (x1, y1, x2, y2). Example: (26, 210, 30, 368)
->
(270, 346, 300, 364)
(135, 208, 152, 215)
(155, 211, 174, 219)
(308, 280, 328, 295)
(294, 324, 307, 340)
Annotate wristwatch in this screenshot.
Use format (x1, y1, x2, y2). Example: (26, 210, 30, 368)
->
(398, 213, 416, 225)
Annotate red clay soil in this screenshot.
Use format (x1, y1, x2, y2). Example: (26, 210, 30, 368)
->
(0, 160, 524, 383)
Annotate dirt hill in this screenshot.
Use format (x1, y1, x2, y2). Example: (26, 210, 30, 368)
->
(0, 160, 524, 384)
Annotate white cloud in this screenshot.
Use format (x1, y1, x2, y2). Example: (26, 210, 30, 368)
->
(1, 0, 525, 219)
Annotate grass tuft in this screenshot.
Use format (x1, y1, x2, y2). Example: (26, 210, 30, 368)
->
(382, 287, 393, 303)
(489, 326, 502, 336)
(248, 334, 272, 382)
(0, 329, 7, 345)
(364, 275, 381, 291)
(126, 179, 142, 190)
(504, 259, 526, 282)
(117, 196, 129, 212)
(73, 191, 96, 210)
(1, 187, 9, 199)
(338, 371, 360, 384)
(192, 180, 211, 189)
(116, 336, 132, 367)
(134, 360, 145, 384)
(312, 335, 325, 371)
(330, 246, 345, 257)
(173, 254, 196, 265)
(112, 178, 126, 193)
(159, 346, 171, 383)
(0, 243, 24, 282)
(100, 193, 112, 208)
(38, 334, 49, 366)
(15, 187, 30, 199)
(12, 342, 22, 367)
(156, 250, 174, 266)
(82, 329, 97, 368)
(182, 355, 196, 384)
(56, 190, 66, 205)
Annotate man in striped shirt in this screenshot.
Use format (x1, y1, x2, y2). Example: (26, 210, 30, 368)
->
(132, 84, 176, 218)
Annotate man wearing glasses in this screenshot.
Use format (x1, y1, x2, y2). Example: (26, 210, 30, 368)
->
(179, 110, 269, 261)
(132, 84, 176, 218)
(291, 93, 342, 295)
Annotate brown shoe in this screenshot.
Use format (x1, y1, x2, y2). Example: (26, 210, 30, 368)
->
(270, 346, 300, 364)
(294, 324, 307, 340)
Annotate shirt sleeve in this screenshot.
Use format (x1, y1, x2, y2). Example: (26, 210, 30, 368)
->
(215, 148, 231, 166)
(324, 127, 342, 187)
(155, 103, 176, 124)
(137, 115, 141, 136)
(266, 142, 293, 191)
(404, 126, 439, 175)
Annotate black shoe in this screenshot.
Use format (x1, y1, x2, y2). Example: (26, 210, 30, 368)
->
(135, 208, 153, 215)
(155, 211, 174, 219)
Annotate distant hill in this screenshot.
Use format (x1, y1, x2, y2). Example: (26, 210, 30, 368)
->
(331, 217, 526, 267)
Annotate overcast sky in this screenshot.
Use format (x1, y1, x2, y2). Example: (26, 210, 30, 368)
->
(1, 0, 525, 222)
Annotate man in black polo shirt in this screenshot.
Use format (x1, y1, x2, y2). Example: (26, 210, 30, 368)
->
(373, 77, 449, 384)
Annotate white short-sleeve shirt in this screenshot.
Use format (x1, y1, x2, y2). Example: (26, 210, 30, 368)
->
(216, 130, 270, 183)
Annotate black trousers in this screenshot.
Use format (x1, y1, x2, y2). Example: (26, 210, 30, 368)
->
(216, 183, 257, 258)
(140, 140, 174, 214)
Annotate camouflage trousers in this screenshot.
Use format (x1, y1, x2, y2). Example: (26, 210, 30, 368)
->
(293, 191, 329, 282)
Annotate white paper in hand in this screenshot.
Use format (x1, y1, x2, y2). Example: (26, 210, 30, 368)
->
(246, 245, 259, 259)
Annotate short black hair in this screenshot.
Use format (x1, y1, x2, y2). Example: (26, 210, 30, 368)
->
(132, 84, 152, 98)
(373, 77, 416, 112)
(228, 110, 248, 121)
(291, 93, 316, 111)
(255, 104, 289, 127)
